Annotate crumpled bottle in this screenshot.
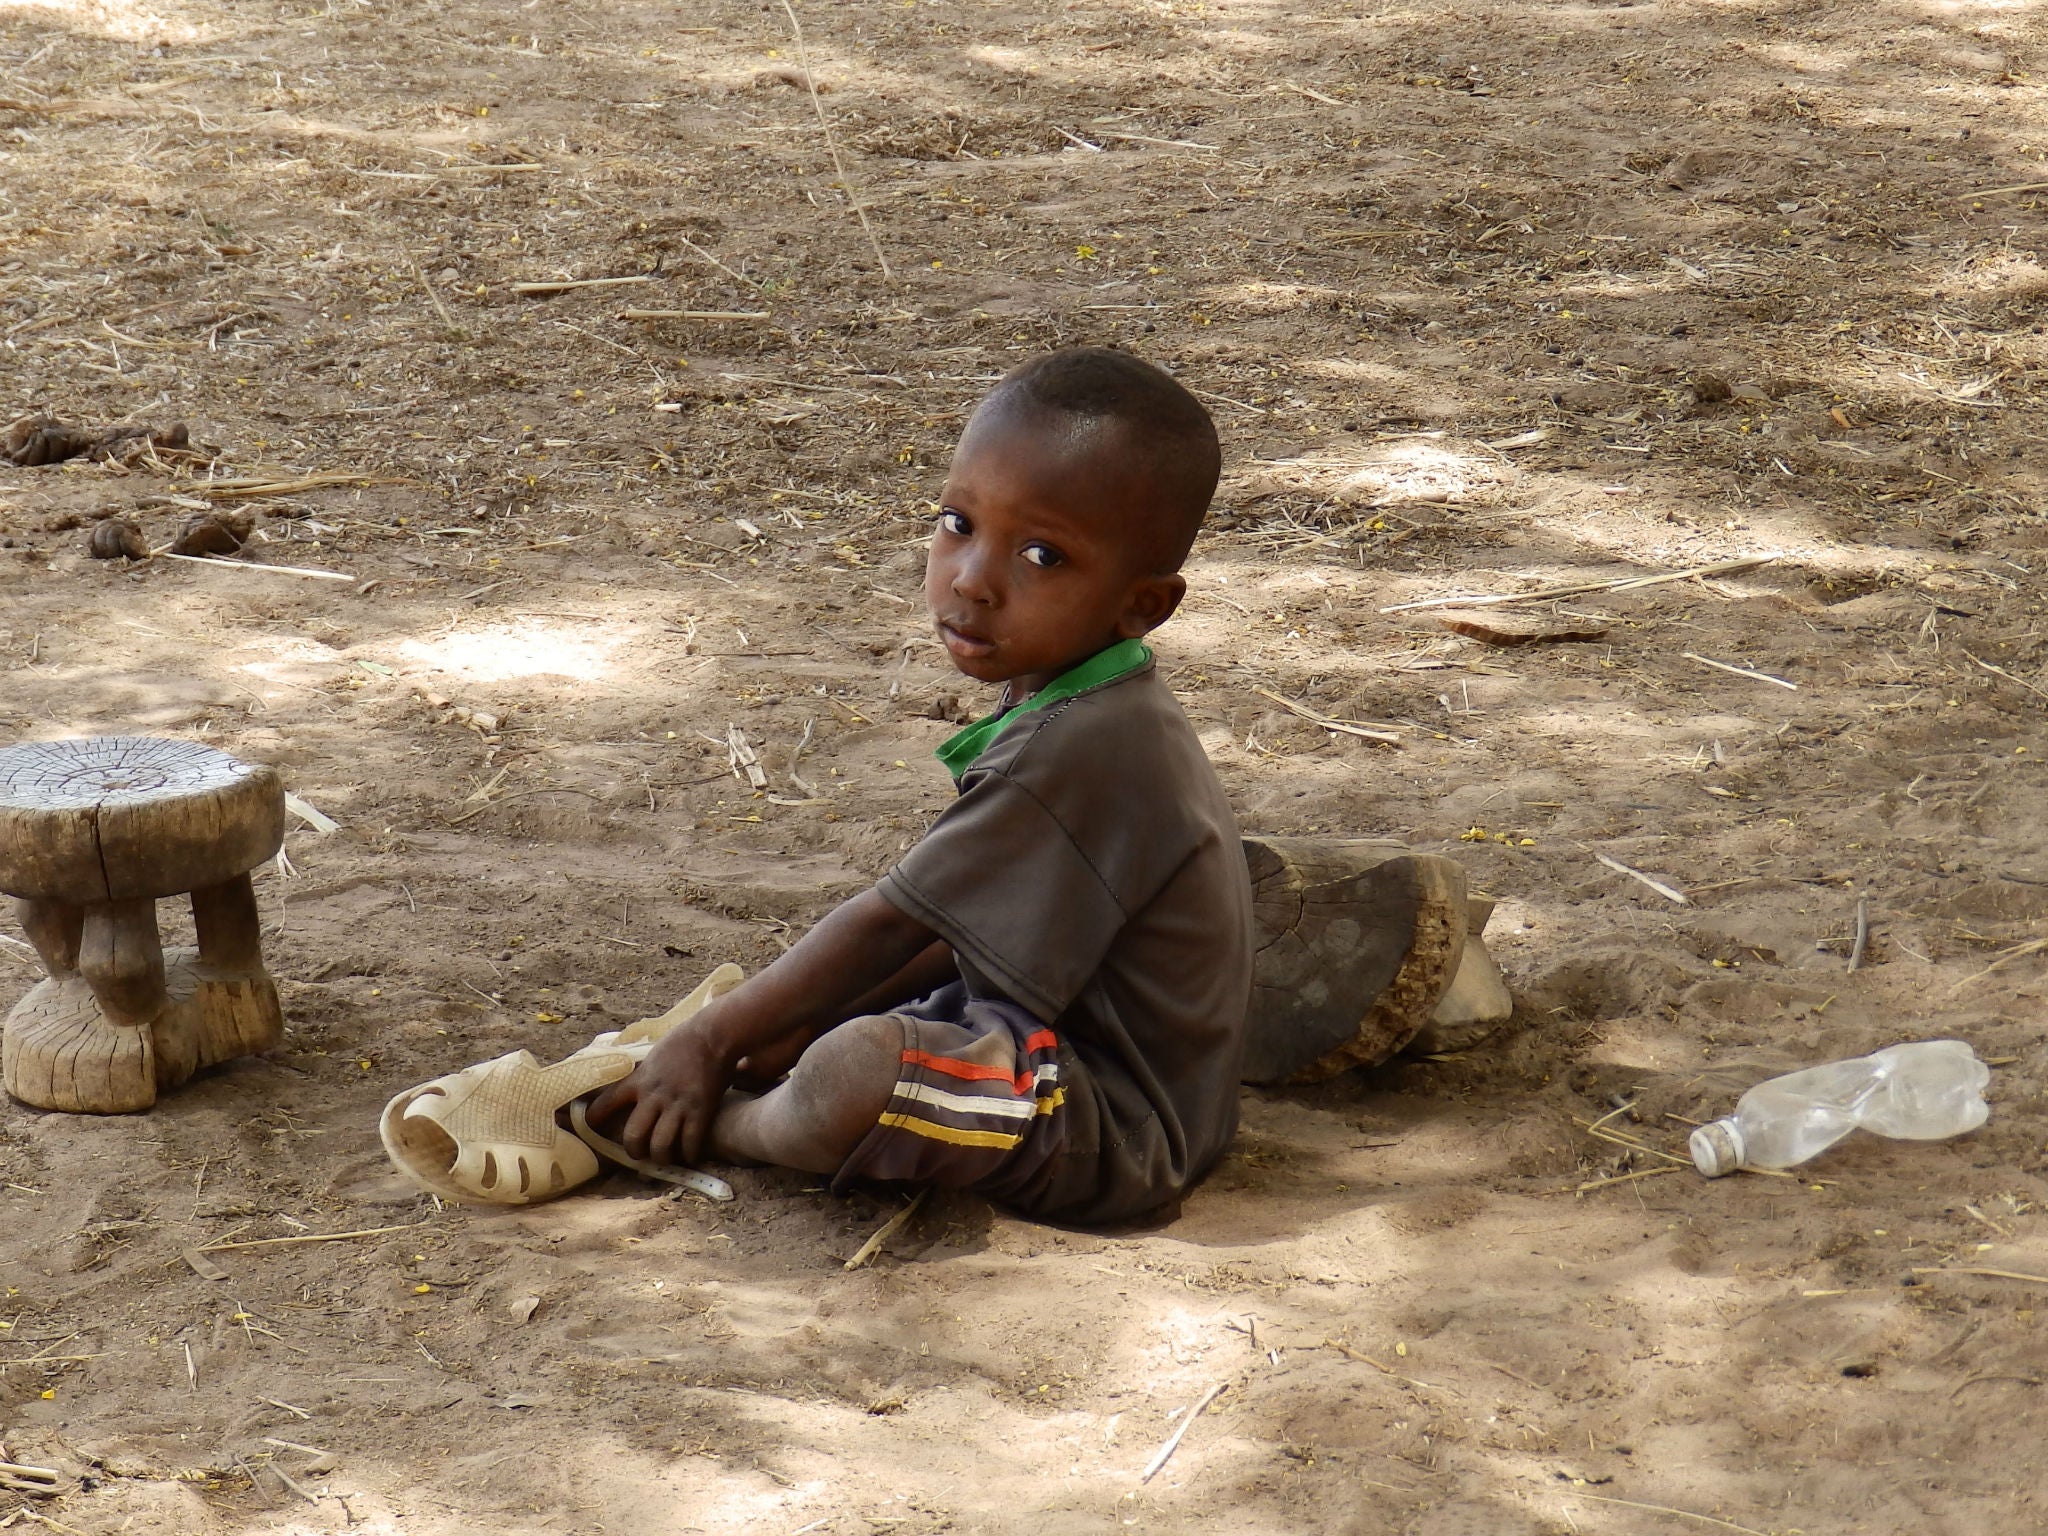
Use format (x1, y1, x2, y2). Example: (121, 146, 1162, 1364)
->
(1690, 1039, 1991, 1178)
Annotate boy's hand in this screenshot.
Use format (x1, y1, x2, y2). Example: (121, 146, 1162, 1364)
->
(590, 1018, 733, 1167)
(733, 1028, 811, 1087)
(587, 889, 942, 1168)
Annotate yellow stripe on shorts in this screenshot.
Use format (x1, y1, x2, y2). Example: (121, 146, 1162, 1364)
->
(876, 1110, 1025, 1150)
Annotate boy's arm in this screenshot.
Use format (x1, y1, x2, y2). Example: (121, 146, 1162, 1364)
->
(590, 887, 936, 1166)
(735, 938, 957, 1082)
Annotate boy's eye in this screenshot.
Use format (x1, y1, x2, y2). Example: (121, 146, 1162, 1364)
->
(937, 510, 970, 537)
(1020, 543, 1064, 569)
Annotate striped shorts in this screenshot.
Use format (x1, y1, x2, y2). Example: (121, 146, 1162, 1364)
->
(833, 992, 1085, 1210)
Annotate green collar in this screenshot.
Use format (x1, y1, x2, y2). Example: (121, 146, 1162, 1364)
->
(934, 638, 1153, 782)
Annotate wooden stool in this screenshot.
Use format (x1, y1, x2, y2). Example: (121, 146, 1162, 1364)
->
(0, 738, 286, 1113)
(1241, 836, 1510, 1084)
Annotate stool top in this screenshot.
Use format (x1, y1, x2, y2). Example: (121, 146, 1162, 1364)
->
(0, 737, 285, 903)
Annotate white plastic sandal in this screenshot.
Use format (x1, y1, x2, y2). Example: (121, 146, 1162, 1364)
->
(379, 1046, 638, 1205)
(378, 963, 746, 1206)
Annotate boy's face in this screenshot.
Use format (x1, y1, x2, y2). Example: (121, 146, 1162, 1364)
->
(926, 402, 1186, 699)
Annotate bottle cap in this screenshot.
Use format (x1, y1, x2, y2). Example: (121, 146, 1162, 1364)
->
(1690, 1119, 1744, 1178)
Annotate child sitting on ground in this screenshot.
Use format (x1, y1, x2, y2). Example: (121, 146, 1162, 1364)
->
(591, 347, 1252, 1224)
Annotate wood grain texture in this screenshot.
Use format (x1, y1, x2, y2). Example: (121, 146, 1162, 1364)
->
(1240, 836, 1468, 1085)
(16, 897, 82, 974)
(77, 897, 167, 1027)
(191, 874, 263, 973)
(0, 737, 284, 902)
(2, 975, 158, 1113)
(2, 950, 283, 1112)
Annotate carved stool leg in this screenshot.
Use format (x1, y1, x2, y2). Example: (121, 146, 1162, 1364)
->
(17, 898, 83, 975)
(191, 873, 262, 972)
(77, 898, 168, 1027)
(3, 896, 169, 1113)
(181, 872, 283, 1065)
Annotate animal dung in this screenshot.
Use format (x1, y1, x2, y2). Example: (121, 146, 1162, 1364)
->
(170, 512, 252, 557)
(87, 517, 148, 560)
(4, 416, 192, 468)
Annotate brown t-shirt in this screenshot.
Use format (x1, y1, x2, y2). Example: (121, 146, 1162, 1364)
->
(877, 656, 1253, 1221)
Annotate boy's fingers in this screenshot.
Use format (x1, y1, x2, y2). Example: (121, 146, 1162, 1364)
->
(647, 1102, 688, 1167)
(587, 1079, 630, 1125)
(678, 1110, 707, 1168)
(619, 1096, 663, 1161)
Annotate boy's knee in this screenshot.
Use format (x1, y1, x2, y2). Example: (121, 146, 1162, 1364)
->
(710, 1014, 905, 1173)
(795, 1013, 902, 1094)
(783, 1014, 902, 1162)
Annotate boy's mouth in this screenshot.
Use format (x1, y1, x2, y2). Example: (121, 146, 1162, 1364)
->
(935, 617, 997, 661)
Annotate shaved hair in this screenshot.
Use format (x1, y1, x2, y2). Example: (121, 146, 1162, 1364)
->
(984, 347, 1221, 572)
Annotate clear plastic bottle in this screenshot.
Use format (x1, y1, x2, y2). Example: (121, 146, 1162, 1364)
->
(1690, 1040, 1991, 1177)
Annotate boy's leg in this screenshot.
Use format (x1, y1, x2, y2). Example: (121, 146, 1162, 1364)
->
(709, 1013, 903, 1174)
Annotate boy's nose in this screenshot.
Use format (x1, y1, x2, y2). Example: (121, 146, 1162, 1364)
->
(949, 547, 998, 605)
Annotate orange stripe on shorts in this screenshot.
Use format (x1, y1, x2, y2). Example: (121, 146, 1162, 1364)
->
(901, 1049, 1022, 1086)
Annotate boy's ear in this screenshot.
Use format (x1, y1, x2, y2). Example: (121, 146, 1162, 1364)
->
(1118, 572, 1186, 638)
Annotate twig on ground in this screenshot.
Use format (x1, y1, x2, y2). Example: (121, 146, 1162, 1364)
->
(199, 1222, 430, 1253)
(676, 235, 762, 292)
(1593, 851, 1690, 905)
(618, 309, 770, 322)
(788, 716, 820, 794)
(412, 261, 463, 337)
(158, 553, 356, 582)
(1574, 1117, 1691, 1166)
(1948, 936, 2048, 993)
(1140, 1381, 1225, 1483)
(257, 1396, 312, 1419)
(1961, 648, 2048, 704)
(1250, 686, 1404, 745)
(1848, 897, 1869, 971)
(844, 1188, 928, 1270)
(1564, 1492, 1772, 1536)
(779, 0, 893, 280)
(727, 724, 770, 790)
(266, 1461, 320, 1505)
(1281, 81, 1345, 106)
(1962, 180, 2048, 199)
(1379, 554, 1779, 614)
(1912, 1265, 2048, 1286)
(1322, 1339, 1462, 1394)
(1568, 1166, 1685, 1194)
(1096, 130, 1218, 151)
(171, 472, 397, 498)
(1683, 652, 1798, 691)
(508, 274, 653, 296)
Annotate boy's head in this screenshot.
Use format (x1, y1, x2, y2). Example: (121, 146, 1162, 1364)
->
(927, 347, 1221, 696)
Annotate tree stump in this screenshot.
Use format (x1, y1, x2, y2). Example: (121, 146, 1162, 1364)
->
(1401, 894, 1515, 1058)
(0, 738, 286, 1113)
(1241, 836, 1471, 1085)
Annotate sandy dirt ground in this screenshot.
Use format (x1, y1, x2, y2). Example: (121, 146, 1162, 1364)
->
(5, 0, 2048, 1531)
